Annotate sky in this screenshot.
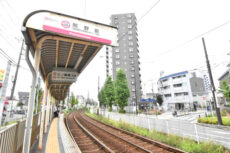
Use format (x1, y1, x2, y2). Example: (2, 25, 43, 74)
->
(0, 0, 230, 101)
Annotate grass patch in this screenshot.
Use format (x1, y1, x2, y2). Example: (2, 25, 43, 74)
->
(198, 117, 230, 126)
(86, 112, 230, 153)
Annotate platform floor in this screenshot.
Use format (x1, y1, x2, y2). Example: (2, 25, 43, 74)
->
(46, 118, 60, 153)
(30, 114, 78, 153)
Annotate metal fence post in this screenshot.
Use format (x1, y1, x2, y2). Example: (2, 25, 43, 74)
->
(13, 122, 20, 153)
(194, 124, 200, 144)
(166, 120, 169, 135)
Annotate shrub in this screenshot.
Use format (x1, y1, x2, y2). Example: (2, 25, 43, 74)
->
(198, 117, 230, 126)
(119, 109, 126, 113)
(221, 110, 227, 116)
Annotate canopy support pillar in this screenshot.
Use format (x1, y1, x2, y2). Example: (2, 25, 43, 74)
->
(23, 46, 41, 153)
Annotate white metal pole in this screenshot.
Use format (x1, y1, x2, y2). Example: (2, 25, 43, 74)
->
(194, 124, 200, 144)
(45, 91, 51, 133)
(166, 120, 169, 135)
(38, 84, 48, 150)
(23, 47, 41, 153)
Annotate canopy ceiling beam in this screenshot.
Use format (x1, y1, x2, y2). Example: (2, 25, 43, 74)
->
(56, 40, 59, 67)
(65, 42, 74, 68)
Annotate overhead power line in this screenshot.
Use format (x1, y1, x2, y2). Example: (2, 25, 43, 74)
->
(155, 20, 230, 58)
(0, 48, 17, 64)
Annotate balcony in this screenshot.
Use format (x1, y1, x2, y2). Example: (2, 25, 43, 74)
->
(174, 96, 190, 102)
(161, 81, 169, 86)
(172, 78, 186, 83)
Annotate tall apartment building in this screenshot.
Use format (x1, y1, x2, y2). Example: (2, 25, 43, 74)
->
(157, 71, 207, 111)
(110, 13, 141, 112)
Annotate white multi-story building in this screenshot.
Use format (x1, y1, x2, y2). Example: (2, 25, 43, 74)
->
(158, 71, 208, 111)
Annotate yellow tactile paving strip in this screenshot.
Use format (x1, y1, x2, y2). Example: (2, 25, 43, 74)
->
(46, 118, 60, 153)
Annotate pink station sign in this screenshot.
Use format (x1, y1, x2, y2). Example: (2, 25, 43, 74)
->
(43, 15, 112, 45)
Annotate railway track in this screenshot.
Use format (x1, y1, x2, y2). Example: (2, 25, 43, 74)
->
(66, 111, 186, 153)
(66, 112, 113, 153)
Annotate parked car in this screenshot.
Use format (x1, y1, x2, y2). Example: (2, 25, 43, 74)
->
(16, 110, 26, 115)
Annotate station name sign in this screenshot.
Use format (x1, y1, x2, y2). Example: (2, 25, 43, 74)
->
(52, 70, 78, 83)
(26, 12, 118, 46)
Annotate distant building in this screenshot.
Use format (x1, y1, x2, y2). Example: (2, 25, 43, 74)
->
(157, 71, 208, 111)
(18, 92, 29, 105)
(218, 68, 230, 86)
(76, 95, 85, 107)
(110, 13, 142, 112)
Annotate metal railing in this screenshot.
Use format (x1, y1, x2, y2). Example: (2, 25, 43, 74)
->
(0, 113, 40, 153)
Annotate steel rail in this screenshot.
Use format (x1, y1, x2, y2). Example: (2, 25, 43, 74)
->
(77, 111, 152, 153)
(82, 111, 186, 153)
(67, 112, 113, 153)
(65, 113, 82, 153)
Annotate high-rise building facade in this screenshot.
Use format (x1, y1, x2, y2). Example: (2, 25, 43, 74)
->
(110, 13, 141, 112)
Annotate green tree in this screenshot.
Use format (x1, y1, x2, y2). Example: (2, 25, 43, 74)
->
(104, 76, 115, 111)
(156, 94, 163, 106)
(98, 87, 106, 107)
(219, 81, 230, 106)
(114, 69, 130, 113)
(70, 93, 78, 107)
(17, 101, 24, 108)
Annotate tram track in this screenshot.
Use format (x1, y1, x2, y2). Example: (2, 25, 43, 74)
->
(66, 111, 186, 153)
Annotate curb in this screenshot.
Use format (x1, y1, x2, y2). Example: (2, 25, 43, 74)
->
(197, 123, 230, 130)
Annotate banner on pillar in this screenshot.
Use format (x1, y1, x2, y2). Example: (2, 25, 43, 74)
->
(0, 70, 5, 81)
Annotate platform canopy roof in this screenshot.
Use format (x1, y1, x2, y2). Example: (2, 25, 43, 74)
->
(22, 10, 117, 101)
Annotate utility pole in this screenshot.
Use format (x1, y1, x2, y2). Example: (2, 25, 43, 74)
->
(202, 37, 223, 125)
(10, 39, 24, 101)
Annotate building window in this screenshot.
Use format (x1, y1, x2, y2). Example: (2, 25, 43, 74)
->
(174, 93, 182, 96)
(115, 49, 119, 52)
(129, 54, 134, 58)
(129, 42, 133, 46)
(184, 92, 188, 95)
(127, 14, 132, 18)
(128, 31, 132, 34)
(116, 55, 120, 59)
(129, 48, 133, 52)
(130, 61, 134, 65)
(114, 16, 118, 19)
(164, 94, 171, 97)
(128, 36, 133, 40)
(128, 25, 132, 29)
(131, 81, 135, 85)
(127, 19, 132, 23)
(132, 88, 135, 91)
(116, 67, 120, 71)
(131, 74, 135, 78)
(173, 84, 182, 87)
(131, 67, 135, 71)
(116, 61, 120, 65)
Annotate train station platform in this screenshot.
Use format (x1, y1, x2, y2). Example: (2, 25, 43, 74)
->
(30, 114, 79, 153)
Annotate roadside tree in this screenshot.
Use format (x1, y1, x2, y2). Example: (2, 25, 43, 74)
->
(219, 81, 230, 106)
(104, 76, 115, 111)
(114, 69, 130, 113)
